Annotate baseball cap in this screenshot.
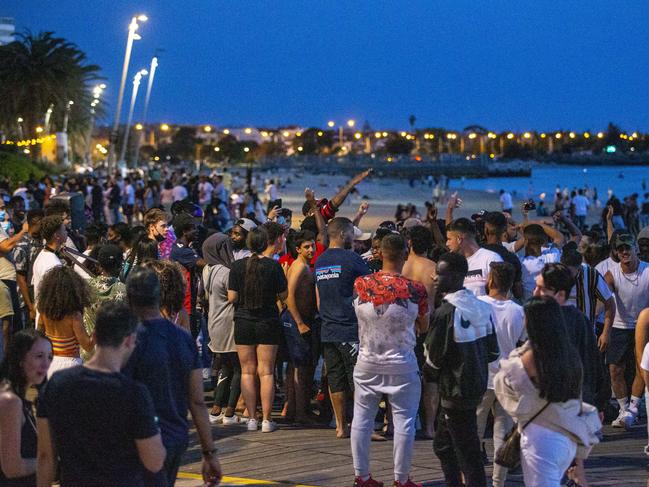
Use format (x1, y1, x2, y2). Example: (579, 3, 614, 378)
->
(235, 218, 257, 233)
(613, 232, 635, 249)
(353, 226, 372, 241)
(638, 227, 649, 241)
(402, 217, 422, 229)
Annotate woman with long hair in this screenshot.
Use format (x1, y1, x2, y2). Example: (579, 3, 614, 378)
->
(494, 296, 601, 486)
(0, 330, 52, 485)
(37, 266, 93, 377)
(122, 236, 159, 281)
(141, 260, 190, 332)
(227, 227, 287, 432)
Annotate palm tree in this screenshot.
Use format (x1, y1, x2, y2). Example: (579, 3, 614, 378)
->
(0, 32, 103, 148)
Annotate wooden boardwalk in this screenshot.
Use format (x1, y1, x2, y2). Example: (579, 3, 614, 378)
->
(177, 420, 649, 486)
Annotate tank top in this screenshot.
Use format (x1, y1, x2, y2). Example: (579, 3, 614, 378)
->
(0, 398, 37, 487)
(42, 315, 81, 357)
(611, 261, 649, 329)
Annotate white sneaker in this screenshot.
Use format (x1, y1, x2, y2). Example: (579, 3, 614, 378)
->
(624, 409, 639, 430)
(262, 419, 278, 433)
(209, 412, 224, 424)
(247, 418, 259, 431)
(611, 409, 627, 428)
(222, 415, 243, 425)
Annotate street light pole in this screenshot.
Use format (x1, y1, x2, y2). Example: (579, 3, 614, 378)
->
(86, 84, 106, 165)
(134, 56, 158, 165)
(107, 15, 147, 173)
(119, 70, 147, 166)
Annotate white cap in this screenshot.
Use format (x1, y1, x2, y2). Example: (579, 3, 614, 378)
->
(354, 226, 372, 241)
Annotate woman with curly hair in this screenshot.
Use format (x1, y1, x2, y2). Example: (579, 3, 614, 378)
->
(37, 266, 93, 377)
(141, 260, 190, 333)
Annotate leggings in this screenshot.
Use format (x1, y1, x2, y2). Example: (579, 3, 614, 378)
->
(213, 352, 241, 409)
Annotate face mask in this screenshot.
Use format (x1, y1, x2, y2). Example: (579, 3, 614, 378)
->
(0, 210, 5, 221)
(153, 229, 166, 243)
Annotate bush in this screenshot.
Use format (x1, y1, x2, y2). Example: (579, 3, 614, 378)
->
(0, 150, 48, 183)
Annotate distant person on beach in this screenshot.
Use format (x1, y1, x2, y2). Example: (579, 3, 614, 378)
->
(499, 190, 513, 214)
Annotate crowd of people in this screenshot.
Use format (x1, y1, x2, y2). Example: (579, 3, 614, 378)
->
(0, 164, 648, 487)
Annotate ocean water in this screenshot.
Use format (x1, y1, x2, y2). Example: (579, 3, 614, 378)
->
(448, 165, 649, 201)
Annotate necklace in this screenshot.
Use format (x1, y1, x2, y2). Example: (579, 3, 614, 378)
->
(621, 266, 640, 285)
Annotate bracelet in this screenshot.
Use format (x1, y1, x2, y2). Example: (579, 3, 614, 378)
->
(202, 448, 218, 457)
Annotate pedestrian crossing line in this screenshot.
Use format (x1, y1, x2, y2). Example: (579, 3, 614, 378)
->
(177, 471, 317, 487)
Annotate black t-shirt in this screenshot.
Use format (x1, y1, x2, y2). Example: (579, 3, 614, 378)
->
(37, 366, 159, 487)
(228, 256, 287, 324)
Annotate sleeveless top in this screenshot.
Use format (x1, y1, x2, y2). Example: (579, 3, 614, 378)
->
(42, 314, 81, 357)
(0, 398, 37, 487)
(610, 261, 649, 329)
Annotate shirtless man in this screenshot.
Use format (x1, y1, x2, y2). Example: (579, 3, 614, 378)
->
(285, 230, 318, 423)
(402, 225, 437, 439)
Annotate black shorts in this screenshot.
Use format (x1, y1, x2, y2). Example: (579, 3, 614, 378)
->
(234, 318, 281, 346)
(323, 342, 358, 394)
(606, 328, 635, 365)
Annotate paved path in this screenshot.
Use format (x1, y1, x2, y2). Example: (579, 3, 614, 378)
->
(176, 421, 649, 486)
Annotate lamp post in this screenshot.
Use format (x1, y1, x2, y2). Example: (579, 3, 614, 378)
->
(134, 56, 158, 165)
(107, 14, 147, 172)
(119, 69, 148, 166)
(86, 84, 106, 165)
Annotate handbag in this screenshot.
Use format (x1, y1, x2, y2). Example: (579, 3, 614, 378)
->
(495, 401, 549, 469)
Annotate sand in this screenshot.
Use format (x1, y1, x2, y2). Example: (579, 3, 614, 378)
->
(255, 169, 523, 232)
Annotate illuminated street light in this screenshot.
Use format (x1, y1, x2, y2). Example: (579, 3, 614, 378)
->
(35, 126, 44, 133)
(135, 123, 143, 130)
(506, 133, 515, 140)
(244, 127, 252, 134)
(107, 14, 148, 171)
(468, 133, 477, 139)
(523, 132, 531, 139)
(569, 132, 576, 139)
(327, 121, 335, 128)
(223, 129, 230, 135)
(347, 119, 355, 128)
(354, 132, 362, 140)
(119, 69, 148, 164)
(282, 131, 290, 137)
(204, 125, 212, 132)
(243, 147, 250, 152)
(161, 123, 170, 131)
(555, 133, 562, 139)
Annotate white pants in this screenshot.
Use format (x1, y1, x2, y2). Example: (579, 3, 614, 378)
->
(521, 422, 577, 487)
(47, 356, 82, 379)
(476, 389, 513, 487)
(351, 370, 421, 482)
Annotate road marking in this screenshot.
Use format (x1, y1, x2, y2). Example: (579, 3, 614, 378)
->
(177, 471, 317, 487)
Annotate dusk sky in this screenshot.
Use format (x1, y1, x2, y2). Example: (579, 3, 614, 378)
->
(6, 1, 649, 131)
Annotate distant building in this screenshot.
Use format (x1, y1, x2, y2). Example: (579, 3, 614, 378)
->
(0, 17, 15, 45)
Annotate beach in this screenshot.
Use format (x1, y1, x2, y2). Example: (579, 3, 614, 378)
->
(259, 170, 520, 231)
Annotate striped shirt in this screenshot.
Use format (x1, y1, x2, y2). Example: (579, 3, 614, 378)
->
(567, 263, 612, 326)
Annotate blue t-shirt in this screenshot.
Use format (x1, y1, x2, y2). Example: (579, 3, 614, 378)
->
(124, 318, 201, 447)
(315, 248, 370, 342)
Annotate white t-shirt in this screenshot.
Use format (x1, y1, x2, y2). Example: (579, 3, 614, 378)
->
(478, 295, 526, 389)
(32, 250, 63, 303)
(641, 342, 649, 373)
(265, 183, 279, 201)
(595, 257, 616, 278)
(124, 184, 135, 205)
(0, 227, 16, 281)
(572, 195, 589, 216)
(519, 248, 562, 299)
(609, 261, 649, 329)
(172, 185, 188, 202)
(500, 192, 513, 210)
(465, 248, 503, 297)
(198, 181, 214, 205)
